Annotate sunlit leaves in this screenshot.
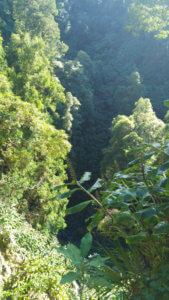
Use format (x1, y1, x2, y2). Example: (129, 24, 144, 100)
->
(101, 98, 164, 180)
(7, 33, 66, 112)
(13, 0, 68, 57)
(0, 75, 71, 234)
(128, 0, 169, 39)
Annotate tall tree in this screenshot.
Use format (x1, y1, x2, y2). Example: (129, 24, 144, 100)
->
(7, 33, 66, 112)
(101, 98, 165, 180)
(13, 0, 67, 58)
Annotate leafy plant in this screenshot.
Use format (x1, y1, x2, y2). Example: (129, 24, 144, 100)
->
(58, 138, 169, 299)
(57, 232, 115, 300)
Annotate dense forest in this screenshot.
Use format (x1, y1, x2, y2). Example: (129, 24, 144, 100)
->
(0, 0, 169, 299)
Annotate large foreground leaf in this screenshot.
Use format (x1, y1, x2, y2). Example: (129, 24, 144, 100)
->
(66, 200, 91, 215)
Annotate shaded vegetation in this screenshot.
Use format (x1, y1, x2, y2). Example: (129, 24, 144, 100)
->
(0, 0, 169, 299)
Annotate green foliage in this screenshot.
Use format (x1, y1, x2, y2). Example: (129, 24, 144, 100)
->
(67, 201, 92, 215)
(63, 139, 169, 298)
(101, 98, 165, 180)
(57, 232, 115, 299)
(13, 0, 68, 58)
(54, 50, 96, 176)
(114, 71, 146, 115)
(7, 33, 66, 112)
(0, 202, 72, 299)
(56, 0, 169, 181)
(0, 74, 70, 234)
(70, 139, 169, 299)
(128, 0, 169, 39)
(0, 35, 7, 74)
(0, 0, 14, 42)
(1, 1, 169, 298)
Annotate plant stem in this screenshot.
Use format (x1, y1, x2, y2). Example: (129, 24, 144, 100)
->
(76, 181, 113, 220)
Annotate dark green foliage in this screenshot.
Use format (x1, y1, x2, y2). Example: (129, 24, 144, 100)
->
(0, 35, 7, 74)
(1, 0, 169, 298)
(56, 0, 169, 180)
(0, 0, 14, 42)
(54, 50, 97, 177)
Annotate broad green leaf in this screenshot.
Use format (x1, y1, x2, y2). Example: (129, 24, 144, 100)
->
(66, 200, 91, 215)
(57, 244, 83, 265)
(52, 184, 68, 191)
(126, 232, 147, 244)
(87, 255, 108, 267)
(88, 178, 103, 192)
(91, 277, 112, 289)
(154, 221, 169, 234)
(80, 232, 92, 257)
(105, 200, 129, 209)
(128, 158, 140, 166)
(79, 172, 92, 184)
(56, 188, 80, 199)
(116, 212, 135, 225)
(143, 151, 155, 160)
(136, 189, 150, 199)
(135, 208, 157, 220)
(127, 146, 147, 156)
(158, 161, 169, 173)
(52, 181, 75, 191)
(115, 173, 132, 179)
(150, 143, 161, 148)
(120, 190, 136, 201)
(60, 272, 79, 284)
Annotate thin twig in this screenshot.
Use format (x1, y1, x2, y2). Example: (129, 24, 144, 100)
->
(26, 176, 45, 190)
(76, 181, 113, 220)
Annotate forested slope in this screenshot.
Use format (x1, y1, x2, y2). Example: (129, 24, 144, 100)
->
(0, 0, 169, 299)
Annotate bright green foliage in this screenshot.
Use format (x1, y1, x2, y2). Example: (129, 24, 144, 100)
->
(59, 91, 80, 132)
(0, 202, 72, 299)
(13, 0, 68, 57)
(128, 0, 169, 38)
(7, 33, 66, 112)
(101, 98, 165, 180)
(0, 75, 71, 234)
